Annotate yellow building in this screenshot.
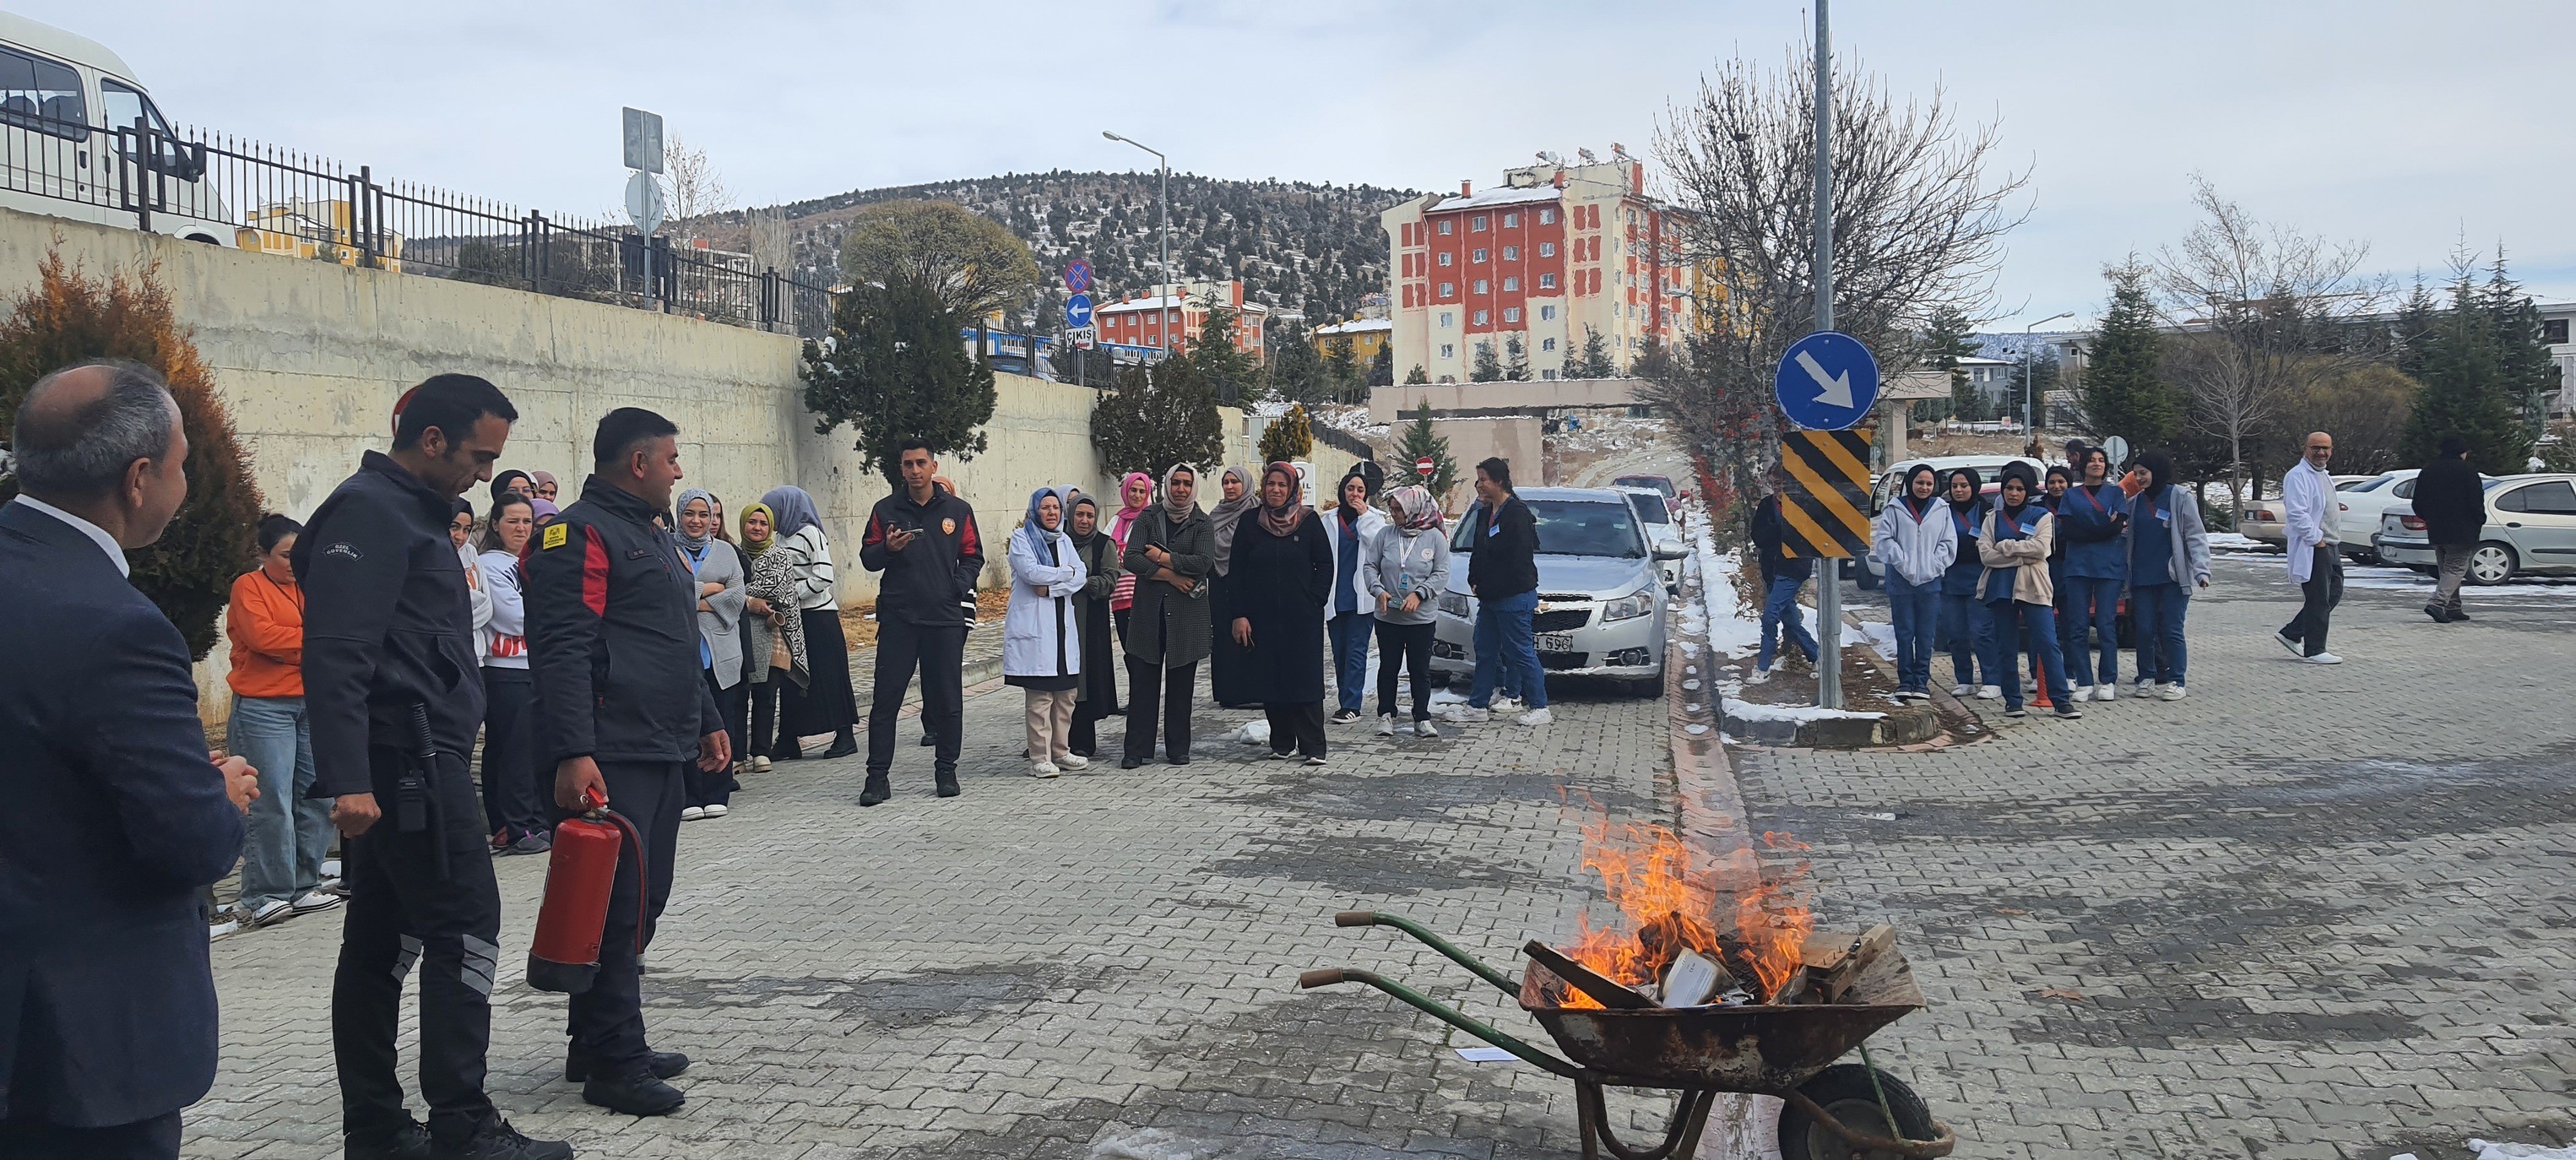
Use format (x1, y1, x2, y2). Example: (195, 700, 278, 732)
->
(237, 198, 404, 272)
(1310, 317, 1392, 364)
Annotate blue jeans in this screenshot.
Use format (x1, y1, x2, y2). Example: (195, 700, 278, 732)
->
(1758, 575, 1819, 670)
(1886, 575, 1939, 693)
(1328, 610, 1375, 714)
(228, 695, 333, 907)
(1939, 592, 1987, 687)
(2130, 583, 2189, 686)
(1980, 599, 2068, 710)
(2058, 576, 2122, 687)
(1469, 589, 1548, 709)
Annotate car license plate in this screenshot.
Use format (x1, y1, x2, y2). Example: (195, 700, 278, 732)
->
(1537, 632, 1576, 653)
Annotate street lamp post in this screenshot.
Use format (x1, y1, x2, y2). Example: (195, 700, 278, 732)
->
(1102, 130, 1171, 350)
(2022, 311, 2074, 436)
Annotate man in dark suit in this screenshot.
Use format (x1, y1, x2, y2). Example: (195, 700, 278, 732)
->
(0, 360, 258, 1160)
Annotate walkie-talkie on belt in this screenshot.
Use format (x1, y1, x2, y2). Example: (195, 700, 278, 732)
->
(399, 702, 450, 879)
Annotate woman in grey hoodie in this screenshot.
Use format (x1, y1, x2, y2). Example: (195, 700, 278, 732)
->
(1360, 485, 1453, 737)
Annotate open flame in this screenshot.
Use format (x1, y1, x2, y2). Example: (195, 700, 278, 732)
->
(1556, 820, 1814, 1008)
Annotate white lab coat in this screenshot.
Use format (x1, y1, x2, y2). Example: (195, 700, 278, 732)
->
(1002, 527, 1087, 678)
(1321, 505, 1388, 622)
(2280, 461, 2336, 584)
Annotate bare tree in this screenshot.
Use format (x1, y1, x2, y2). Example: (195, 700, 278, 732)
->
(1648, 46, 2027, 507)
(2153, 176, 2381, 503)
(745, 206, 793, 274)
(661, 133, 733, 243)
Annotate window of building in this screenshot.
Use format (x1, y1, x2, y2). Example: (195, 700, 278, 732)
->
(1503, 277, 1519, 292)
(1503, 307, 1521, 323)
(1503, 246, 1519, 261)
(1539, 209, 1556, 225)
(1538, 274, 1557, 290)
(1472, 310, 1489, 324)
(1541, 369, 1558, 380)
(1440, 344, 1456, 359)
(1538, 241, 1555, 258)
(1439, 220, 1454, 235)
(1472, 215, 1489, 230)
(1438, 252, 1453, 267)
(1473, 279, 1489, 295)
(2547, 318, 2571, 344)
(1542, 337, 1557, 351)
(1440, 312, 1454, 327)
(1539, 305, 1556, 321)
(1472, 247, 1488, 263)
(1440, 282, 1456, 298)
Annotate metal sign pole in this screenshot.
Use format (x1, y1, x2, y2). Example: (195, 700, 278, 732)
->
(1812, 0, 1841, 710)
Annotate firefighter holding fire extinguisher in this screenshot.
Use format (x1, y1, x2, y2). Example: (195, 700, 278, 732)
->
(523, 408, 732, 1119)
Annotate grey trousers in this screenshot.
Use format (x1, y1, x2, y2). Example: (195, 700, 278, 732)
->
(2432, 544, 2473, 611)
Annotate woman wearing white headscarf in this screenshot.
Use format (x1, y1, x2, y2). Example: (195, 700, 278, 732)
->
(1363, 485, 1451, 738)
(677, 488, 746, 817)
(1005, 487, 1088, 778)
(762, 485, 858, 760)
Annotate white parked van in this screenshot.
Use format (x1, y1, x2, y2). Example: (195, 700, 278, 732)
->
(0, 12, 232, 244)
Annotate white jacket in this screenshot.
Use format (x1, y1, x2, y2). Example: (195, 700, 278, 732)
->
(2280, 460, 2336, 584)
(1869, 497, 1958, 587)
(1003, 527, 1087, 678)
(1321, 505, 1388, 621)
(478, 549, 528, 669)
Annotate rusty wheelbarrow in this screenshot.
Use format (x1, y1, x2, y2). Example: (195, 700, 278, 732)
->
(1299, 911, 1955, 1160)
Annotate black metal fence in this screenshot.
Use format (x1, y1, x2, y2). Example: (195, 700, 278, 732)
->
(0, 109, 832, 339)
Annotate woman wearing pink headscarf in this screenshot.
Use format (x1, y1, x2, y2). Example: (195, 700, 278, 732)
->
(1106, 471, 1153, 644)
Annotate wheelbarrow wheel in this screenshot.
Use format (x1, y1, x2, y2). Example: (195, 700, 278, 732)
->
(1777, 1063, 1936, 1160)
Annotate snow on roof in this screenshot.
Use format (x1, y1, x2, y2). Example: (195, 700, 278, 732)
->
(1425, 186, 1565, 213)
(1314, 318, 1393, 336)
(1096, 295, 1186, 314)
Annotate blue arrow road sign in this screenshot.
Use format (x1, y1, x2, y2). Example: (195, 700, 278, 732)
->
(1065, 293, 1093, 329)
(1773, 330, 1881, 431)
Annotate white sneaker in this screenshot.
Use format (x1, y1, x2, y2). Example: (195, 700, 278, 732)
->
(2302, 651, 2344, 664)
(751, 756, 773, 773)
(2134, 677, 2156, 695)
(1491, 696, 1522, 715)
(1440, 706, 1491, 724)
(247, 898, 295, 927)
(1030, 761, 1060, 778)
(1057, 753, 1090, 771)
(680, 805, 707, 821)
(1977, 685, 2002, 701)
(290, 890, 343, 914)
(2274, 631, 2303, 658)
(320, 858, 342, 880)
(2069, 686, 2091, 703)
(1516, 707, 1553, 726)
(1375, 716, 1396, 737)
(2096, 683, 2116, 702)
(1950, 683, 1971, 697)
(1413, 720, 1440, 738)
(2160, 684, 2188, 702)
(703, 803, 729, 817)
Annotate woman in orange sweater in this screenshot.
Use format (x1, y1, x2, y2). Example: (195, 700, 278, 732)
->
(225, 514, 341, 928)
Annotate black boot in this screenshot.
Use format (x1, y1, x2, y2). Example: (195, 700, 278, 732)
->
(431, 1114, 571, 1160)
(935, 766, 961, 798)
(772, 739, 802, 762)
(567, 1044, 690, 1083)
(345, 1117, 432, 1160)
(820, 727, 859, 760)
(582, 1071, 686, 1117)
(860, 772, 892, 806)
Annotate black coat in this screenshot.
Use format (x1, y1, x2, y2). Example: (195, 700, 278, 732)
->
(1750, 495, 1811, 583)
(296, 451, 486, 797)
(1214, 512, 1333, 707)
(857, 485, 984, 627)
(0, 501, 244, 1127)
(1466, 494, 1541, 599)
(1121, 508, 1216, 667)
(2413, 455, 2487, 546)
(524, 478, 726, 765)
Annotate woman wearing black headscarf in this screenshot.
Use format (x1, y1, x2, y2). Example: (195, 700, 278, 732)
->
(1218, 463, 1336, 763)
(1065, 492, 1124, 758)
(1937, 467, 1993, 698)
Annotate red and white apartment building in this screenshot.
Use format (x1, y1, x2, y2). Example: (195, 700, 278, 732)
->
(1093, 278, 1271, 362)
(1380, 149, 1696, 382)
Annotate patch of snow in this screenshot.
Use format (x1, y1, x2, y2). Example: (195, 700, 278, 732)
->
(2206, 532, 2268, 550)
(1090, 1126, 1221, 1160)
(1429, 688, 1468, 706)
(2473, 1143, 2576, 1160)
(1852, 620, 1895, 659)
(1722, 697, 1883, 724)
(1232, 719, 1271, 746)
(1695, 529, 1761, 659)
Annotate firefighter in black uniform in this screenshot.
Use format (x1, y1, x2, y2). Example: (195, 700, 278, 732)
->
(856, 438, 984, 805)
(298, 374, 571, 1160)
(523, 408, 731, 1117)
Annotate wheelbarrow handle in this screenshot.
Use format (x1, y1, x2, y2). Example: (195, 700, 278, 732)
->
(1330, 911, 1521, 997)
(1298, 968, 1582, 1080)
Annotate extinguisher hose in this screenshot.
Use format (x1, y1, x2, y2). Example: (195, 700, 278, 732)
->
(595, 807, 653, 955)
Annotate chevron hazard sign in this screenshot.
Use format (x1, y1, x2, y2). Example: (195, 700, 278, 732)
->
(1778, 431, 1873, 559)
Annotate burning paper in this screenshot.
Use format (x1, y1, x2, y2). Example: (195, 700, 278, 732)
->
(1557, 820, 1814, 1008)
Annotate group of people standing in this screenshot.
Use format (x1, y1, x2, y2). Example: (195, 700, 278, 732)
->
(1754, 439, 2215, 720)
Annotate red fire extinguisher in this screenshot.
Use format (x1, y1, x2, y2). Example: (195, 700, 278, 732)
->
(527, 787, 648, 995)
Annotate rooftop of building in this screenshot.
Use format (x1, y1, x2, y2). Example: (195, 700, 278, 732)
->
(1424, 187, 1565, 213)
(1314, 317, 1394, 336)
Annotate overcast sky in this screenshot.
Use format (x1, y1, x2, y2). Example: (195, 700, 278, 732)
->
(31, 0, 2573, 329)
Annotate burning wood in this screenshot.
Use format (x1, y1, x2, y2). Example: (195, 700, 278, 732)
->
(1550, 820, 1819, 1008)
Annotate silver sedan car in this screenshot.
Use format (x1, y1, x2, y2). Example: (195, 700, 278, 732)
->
(1431, 486, 1683, 698)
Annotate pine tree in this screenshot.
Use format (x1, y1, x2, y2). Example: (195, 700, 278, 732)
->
(1470, 340, 1502, 382)
(1503, 334, 1531, 381)
(1575, 326, 1616, 378)
(802, 274, 997, 485)
(0, 252, 263, 659)
(1923, 306, 1980, 421)
(1395, 404, 1459, 502)
(1090, 361, 1223, 478)
(2481, 250, 2559, 436)
(1404, 363, 1429, 385)
(2399, 269, 2532, 474)
(1186, 295, 1262, 404)
(1260, 402, 1315, 463)
(2074, 261, 2182, 447)
(2389, 279, 2439, 382)
(1267, 323, 1326, 404)
(1368, 343, 1394, 387)
(1323, 335, 1361, 401)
